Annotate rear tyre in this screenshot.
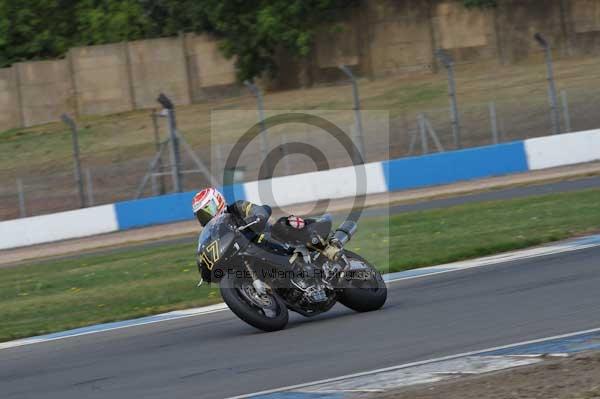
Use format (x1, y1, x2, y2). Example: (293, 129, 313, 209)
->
(338, 251, 387, 312)
(220, 271, 288, 332)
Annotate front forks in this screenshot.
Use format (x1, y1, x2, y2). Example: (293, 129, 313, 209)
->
(244, 260, 269, 295)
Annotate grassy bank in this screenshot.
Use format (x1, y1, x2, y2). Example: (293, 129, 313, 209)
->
(2, 188, 600, 342)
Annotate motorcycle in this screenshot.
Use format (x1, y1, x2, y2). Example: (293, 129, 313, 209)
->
(196, 212, 387, 331)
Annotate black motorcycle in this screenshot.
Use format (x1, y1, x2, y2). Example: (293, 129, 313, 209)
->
(196, 213, 387, 331)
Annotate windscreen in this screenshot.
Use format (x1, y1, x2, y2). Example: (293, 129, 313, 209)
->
(197, 213, 230, 253)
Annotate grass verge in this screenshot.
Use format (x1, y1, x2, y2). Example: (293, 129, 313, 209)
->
(2, 188, 600, 342)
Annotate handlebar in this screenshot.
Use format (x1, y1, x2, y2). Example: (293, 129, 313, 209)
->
(237, 219, 260, 232)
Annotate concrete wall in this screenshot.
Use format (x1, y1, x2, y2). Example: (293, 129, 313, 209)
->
(310, 7, 362, 85)
(184, 33, 238, 101)
(431, 2, 499, 63)
(572, 0, 600, 33)
(435, 3, 490, 49)
(0, 67, 21, 131)
(565, 0, 600, 55)
(495, 0, 568, 63)
(70, 43, 134, 116)
(128, 37, 191, 109)
(315, 19, 360, 69)
(366, 0, 435, 77)
(0, 33, 239, 130)
(15, 60, 74, 126)
(3, 0, 600, 130)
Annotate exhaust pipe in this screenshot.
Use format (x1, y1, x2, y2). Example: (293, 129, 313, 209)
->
(331, 220, 358, 247)
(322, 220, 359, 261)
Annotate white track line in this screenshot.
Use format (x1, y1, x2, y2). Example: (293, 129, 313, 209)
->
(2, 234, 600, 351)
(0, 304, 228, 350)
(385, 234, 600, 283)
(227, 326, 600, 398)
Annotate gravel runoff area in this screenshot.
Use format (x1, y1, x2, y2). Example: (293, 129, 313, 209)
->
(2, 161, 600, 266)
(370, 351, 600, 399)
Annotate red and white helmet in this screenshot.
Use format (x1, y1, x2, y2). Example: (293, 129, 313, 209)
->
(192, 188, 226, 226)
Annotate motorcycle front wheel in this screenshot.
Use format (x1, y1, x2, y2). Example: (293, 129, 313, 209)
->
(337, 251, 387, 312)
(220, 271, 289, 332)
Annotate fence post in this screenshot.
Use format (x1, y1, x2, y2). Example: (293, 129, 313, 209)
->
(489, 102, 499, 144)
(561, 90, 571, 133)
(61, 114, 86, 208)
(17, 178, 26, 218)
(151, 109, 166, 194)
(85, 168, 94, 206)
(244, 80, 271, 176)
(436, 49, 461, 149)
(339, 65, 367, 163)
(418, 113, 429, 154)
(534, 33, 561, 135)
(157, 94, 183, 193)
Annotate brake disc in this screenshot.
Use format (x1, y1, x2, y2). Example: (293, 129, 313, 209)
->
(240, 283, 275, 309)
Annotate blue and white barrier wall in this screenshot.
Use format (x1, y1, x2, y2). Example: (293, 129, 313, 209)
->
(243, 162, 388, 205)
(0, 205, 118, 250)
(382, 141, 528, 191)
(1, 129, 599, 250)
(524, 129, 600, 170)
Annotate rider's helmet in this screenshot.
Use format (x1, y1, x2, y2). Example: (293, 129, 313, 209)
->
(192, 188, 226, 226)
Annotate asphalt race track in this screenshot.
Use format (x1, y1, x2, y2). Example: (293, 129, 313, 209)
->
(2, 244, 600, 398)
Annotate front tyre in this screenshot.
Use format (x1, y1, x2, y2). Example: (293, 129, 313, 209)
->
(338, 251, 387, 312)
(220, 271, 288, 332)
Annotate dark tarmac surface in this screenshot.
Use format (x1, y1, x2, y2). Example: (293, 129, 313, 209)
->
(2, 244, 600, 398)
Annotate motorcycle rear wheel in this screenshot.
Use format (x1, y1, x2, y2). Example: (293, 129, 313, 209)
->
(337, 251, 387, 312)
(220, 271, 289, 332)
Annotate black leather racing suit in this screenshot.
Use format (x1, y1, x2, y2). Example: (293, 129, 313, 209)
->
(226, 200, 271, 235)
(197, 200, 289, 283)
(226, 200, 293, 252)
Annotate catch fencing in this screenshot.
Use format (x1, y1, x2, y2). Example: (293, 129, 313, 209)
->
(3, 38, 600, 221)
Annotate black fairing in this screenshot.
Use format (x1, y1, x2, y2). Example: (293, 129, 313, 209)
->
(196, 212, 365, 318)
(197, 213, 296, 283)
(197, 213, 244, 282)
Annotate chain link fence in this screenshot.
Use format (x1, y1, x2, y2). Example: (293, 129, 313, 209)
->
(2, 51, 600, 221)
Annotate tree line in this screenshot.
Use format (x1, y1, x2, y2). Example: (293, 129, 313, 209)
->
(0, 0, 496, 81)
